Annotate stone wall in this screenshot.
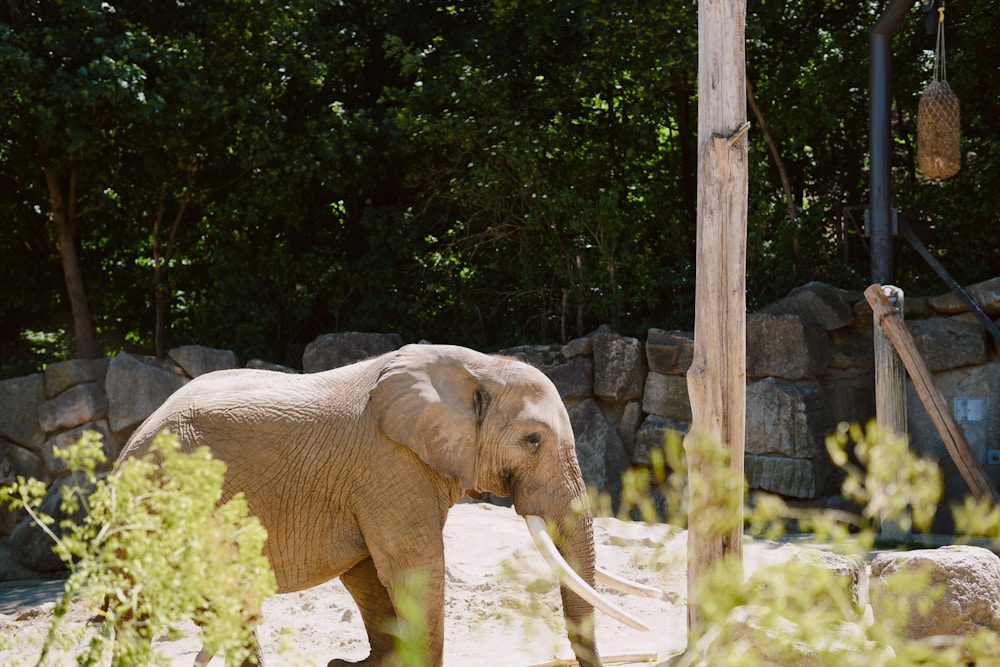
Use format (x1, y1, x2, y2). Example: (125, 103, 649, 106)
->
(1, 278, 999, 576)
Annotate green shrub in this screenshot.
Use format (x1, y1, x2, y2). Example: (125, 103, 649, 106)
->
(0, 430, 275, 666)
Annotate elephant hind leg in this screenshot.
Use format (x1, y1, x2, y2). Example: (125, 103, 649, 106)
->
(330, 557, 396, 667)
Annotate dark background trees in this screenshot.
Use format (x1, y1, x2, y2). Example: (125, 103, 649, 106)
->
(2, 0, 997, 376)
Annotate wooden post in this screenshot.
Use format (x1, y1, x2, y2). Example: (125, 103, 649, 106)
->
(865, 284, 1000, 503)
(686, 0, 749, 638)
(873, 285, 908, 538)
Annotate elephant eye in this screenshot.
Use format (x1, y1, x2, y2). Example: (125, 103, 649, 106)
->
(522, 432, 542, 451)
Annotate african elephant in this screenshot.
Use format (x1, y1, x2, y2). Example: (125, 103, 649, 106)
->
(119, 344, 652, 667)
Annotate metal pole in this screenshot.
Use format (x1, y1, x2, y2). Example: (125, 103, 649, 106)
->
(869, 0, 919, 284)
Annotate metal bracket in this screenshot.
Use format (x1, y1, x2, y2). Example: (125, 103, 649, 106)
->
(863, 208, 899, 237)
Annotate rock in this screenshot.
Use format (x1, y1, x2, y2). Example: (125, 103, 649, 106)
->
(168, 345, 239, 377)
(745, 455, 828, 499)
(788, 549, 867, 605)
(645, 329, 693, 375)
(302, 332, 404, 373)
(827, 328, 873, 371)
(870, 546, 1000, 640)
(617, 401, 643, 457)
(592, 334, 646, 403)
(0, 539, 41, 581)
(906, 362, 1000, 525)
(631, 415, 688, 467)
(928, 277, 1000, 317)
(105, 352, 189, 433)
(852, 299, 874, 329)
(642, 372, 691, 421)
(820, 375, 875, 429)
(567, 398, 629, 503)
(10, 472, 95, 573)
(0, 438, 47, 484)
(245, 359, 298, 373)
(495, 344, 561, 367)
(746, 379, 833, 458)
(37, 382, 107, 433)
(701, 604, 886, 667)
(40, 420, 118, 475)
(747, 313, 830, 380)
(906, 316, 986, 372)
(0, 374, 46, 452)
(560, 325, 612, 360)
(540, 357, 593, 402)
(760, 281, 855, 331)
(43, 359, 105, 398)
(904, 296, 933, 319)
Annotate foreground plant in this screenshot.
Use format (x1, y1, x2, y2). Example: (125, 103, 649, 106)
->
(0, 430, 275, 666)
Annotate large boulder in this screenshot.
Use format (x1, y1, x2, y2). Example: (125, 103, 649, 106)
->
(746, 379, 833, 459)
(645, 329, 693, 376)
(928, 277, 1000, 317)
(0, 439, 46, 538)
(819, 375, 875, 429)
(592, 334, 646, 402)
(631, 415, 688, 467)
(905, 362, 1000, 522)
(40, 420, 118, 475)
(37, 382, 107, 433)
(43, 358, 105, 398)
(168, 345, 239, 377)
(0, 374, 46, 452)
(906, 316, 987, 372)
(747, 313, 830, 380)
(560, 325, 611, 360)
(303, 333, 404, 373)
(760, 281, 855, 331)
(617, 400, 643, 457)
(642, 372, 691, 421)
(245, 359, 298, 373)
(870, 546, 1000, 640)
(567, 398, 629, 502)
(745, 455, 828, 499)
(0, 539, 41, 581)
(9, 472, 94, 573)
(105, 352, 189, 433)
(540, 357, 593, 402)
(495, 344, 561, 367)
(0, 438, 47, 483)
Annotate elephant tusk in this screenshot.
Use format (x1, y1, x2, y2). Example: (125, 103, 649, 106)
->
(595, 567, 664, 599)
(524, 515, 650, 632)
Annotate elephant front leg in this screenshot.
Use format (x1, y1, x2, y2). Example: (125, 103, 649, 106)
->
(331, 558, 396, 667)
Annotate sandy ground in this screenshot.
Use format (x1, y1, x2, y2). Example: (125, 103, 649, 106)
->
(0, 504, 811, 666)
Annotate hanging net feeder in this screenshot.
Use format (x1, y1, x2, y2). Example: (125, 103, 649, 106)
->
(917, 2, 960, 180)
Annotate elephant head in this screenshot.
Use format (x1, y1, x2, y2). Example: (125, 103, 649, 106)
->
(370, 344, 652, 666)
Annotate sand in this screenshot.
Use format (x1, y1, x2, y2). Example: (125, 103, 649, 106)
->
(0, 503, 807, 666)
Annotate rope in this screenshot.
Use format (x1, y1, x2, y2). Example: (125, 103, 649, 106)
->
(933, 2, 947, 83)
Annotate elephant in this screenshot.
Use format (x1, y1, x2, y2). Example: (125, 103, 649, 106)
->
(118, 344, 654, 667)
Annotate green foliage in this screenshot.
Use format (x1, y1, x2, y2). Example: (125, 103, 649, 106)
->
(0, 430, 275, 665)
(3, 0, 1000, 371)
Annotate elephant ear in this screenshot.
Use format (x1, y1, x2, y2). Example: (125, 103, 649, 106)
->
(369, 346, 480, 489)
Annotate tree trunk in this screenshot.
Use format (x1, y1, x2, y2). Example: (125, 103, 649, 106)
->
(745, 78, 798, 269)
(686, 0, 748, 640)
(44, 167, 100, 359)
(152, 187, 189, 359)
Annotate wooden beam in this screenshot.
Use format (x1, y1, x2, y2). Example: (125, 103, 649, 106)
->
(864, 283, 1000, 503)
(686, 0, 749, 639)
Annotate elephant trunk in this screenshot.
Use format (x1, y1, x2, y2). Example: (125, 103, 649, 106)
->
(555, 513, 601, 667)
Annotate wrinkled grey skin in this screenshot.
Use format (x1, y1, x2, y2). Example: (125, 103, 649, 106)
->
(120, 344, 603, 667)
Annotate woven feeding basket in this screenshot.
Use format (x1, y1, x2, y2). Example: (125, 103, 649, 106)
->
(917, 80, 961, 180)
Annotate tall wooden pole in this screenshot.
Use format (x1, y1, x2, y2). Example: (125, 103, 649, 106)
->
(686, 0, 749, 638)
